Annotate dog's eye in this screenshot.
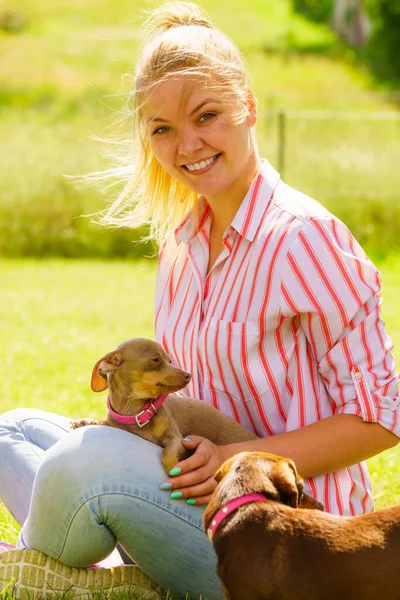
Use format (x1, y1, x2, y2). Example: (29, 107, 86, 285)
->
(151, 358, 161, 364)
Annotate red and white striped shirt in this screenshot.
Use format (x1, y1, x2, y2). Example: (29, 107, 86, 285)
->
(154, 159, 400, 515)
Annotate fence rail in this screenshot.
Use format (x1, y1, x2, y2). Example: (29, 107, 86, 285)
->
(282, 110, 400, 121)
(273, 107, 399, 177)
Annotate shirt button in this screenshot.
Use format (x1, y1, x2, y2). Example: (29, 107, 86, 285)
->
(354, 372, 362, 381)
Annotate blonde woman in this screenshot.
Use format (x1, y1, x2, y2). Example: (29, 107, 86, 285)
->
(0, 2, 399, 598)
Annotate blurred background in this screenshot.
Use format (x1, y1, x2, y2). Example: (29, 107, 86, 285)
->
(0, 0, 399, 260)
(1, 0, 400, 542)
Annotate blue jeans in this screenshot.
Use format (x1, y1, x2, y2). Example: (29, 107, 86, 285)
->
(0, 409, 223, 599)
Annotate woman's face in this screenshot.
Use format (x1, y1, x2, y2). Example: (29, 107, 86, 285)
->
(141, 76, 258, 201)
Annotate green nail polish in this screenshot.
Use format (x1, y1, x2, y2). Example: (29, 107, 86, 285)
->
(186, 499, 196, 505)
(171, 491, 182, 499)
(169, 467, 181, 476)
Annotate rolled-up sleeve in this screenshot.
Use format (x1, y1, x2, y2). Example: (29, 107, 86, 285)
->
(281, 216, 400, 436)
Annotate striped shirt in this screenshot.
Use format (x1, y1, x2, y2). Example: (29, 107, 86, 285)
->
(154, 159, 400, 515)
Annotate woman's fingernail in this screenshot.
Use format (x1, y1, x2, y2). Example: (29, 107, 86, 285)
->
(169, 467, 181, 476)
(160, 482, 172, 490)
(183, 437, 192, 442)
(171, 491, 182, 499)
(186, 499, 196, 505)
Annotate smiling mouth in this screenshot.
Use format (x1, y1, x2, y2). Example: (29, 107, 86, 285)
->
(181, 153, 221, 173)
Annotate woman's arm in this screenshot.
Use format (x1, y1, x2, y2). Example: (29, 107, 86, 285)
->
(222, 413, 399, 478)
(161, 414, 398, 504)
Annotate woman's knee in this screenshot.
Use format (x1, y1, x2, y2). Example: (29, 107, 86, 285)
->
(0, 409, 41, 444)
(0, 408, 36, 427)
(34, 424, 165, 497)
(0, 408, 71, 449)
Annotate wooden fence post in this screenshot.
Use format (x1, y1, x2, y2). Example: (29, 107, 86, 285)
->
(277, 107, 286, 178)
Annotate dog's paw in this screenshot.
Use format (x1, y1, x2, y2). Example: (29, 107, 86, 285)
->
(70, 418, 99, 429)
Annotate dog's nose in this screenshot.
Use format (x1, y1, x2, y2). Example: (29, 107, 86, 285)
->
(183, 371, 191, 383)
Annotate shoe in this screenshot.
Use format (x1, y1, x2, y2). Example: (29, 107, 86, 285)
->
(0, 547, 164, 599)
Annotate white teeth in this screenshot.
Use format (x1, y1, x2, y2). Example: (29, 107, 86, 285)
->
(185, 155, 218, 172)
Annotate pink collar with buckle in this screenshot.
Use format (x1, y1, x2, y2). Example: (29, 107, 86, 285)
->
(207, 493, 268, 541)
(107, 393, 169, 427)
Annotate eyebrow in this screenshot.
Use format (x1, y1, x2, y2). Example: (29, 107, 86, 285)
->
(147, 98, 222, 124)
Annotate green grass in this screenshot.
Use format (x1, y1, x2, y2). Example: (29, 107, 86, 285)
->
(1, 256, 399, 548)
(0, 259, 156, 545)
(0, 588, 187, 600)
(1, 0, 399, 256)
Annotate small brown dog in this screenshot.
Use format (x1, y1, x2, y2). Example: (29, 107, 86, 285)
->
(204, 451, 400, 600)
(71, 338, 256, 474)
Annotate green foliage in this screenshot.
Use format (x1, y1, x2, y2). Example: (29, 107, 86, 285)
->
(365, 0, 400, 81)
(272, 114, 400, 260)
(292, 0, 334, 23)
(0, 0, 399, 257)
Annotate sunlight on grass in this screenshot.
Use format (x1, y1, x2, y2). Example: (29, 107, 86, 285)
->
(0, 259, 155, 412)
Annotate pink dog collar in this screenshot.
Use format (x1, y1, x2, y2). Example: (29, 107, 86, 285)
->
(107, 393, 169, 427)
(207, 493, 268, 541)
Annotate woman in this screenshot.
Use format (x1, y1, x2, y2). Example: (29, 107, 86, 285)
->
(0, 2, 399, 598)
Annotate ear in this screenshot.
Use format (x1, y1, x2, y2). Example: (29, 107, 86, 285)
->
(298, 493, 324, 512)
(214, 466, 224, 483)
(273, 460, 300, 508)
(214, 455, 236, 483)
(244, 86, 257, 128)
(294, 468, 324, 511)
(91, 351, 123, 392)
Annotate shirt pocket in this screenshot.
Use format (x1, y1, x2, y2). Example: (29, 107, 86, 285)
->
(202, 316, 271, 402)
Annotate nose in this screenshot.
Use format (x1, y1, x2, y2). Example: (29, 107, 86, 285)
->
(182, 371, 191, 383)
(177, 125, 203, 157)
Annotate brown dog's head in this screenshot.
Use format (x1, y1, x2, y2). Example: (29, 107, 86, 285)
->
(90, 338, 191, 399)
(204, 452, 323, 531)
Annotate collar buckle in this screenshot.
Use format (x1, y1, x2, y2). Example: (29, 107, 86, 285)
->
(135, 410, 148, 427)
(135, 401, 158, 427)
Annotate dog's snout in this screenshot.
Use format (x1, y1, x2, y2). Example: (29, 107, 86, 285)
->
(182, 371, 191, 383)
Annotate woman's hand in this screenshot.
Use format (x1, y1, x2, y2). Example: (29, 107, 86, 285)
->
(160, 436, 229, 505)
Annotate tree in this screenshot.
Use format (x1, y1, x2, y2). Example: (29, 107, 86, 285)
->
(364, 0, 400, 81)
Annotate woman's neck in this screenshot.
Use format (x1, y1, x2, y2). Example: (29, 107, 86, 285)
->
(205, 152, 262, 235)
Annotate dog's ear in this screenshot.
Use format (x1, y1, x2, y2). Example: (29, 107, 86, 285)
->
(214, 467, 224, 483)
(272, 460, 301, 508)
(294, 467, 324, 511)
(273, 460, 324, 511)
(214, 456, 236, 483)
(298, 493, 324, 511)
(91, 351, 123, 392)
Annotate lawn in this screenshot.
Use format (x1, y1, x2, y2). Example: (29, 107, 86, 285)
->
(1, 256, 399, 545)
(0, 259, 155, 543)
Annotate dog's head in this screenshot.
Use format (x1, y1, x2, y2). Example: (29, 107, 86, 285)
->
(90, 338, 191, 399)
(204, 451, 323, 531)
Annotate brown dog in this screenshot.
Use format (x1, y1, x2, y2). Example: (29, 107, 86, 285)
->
(71, 338, 256, 474)
(204, 451, 400, 600)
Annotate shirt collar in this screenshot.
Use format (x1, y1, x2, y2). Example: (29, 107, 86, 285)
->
(174, 197, 210, 246)
(230, 159, 280, 241)
(174, 159, 280, 246)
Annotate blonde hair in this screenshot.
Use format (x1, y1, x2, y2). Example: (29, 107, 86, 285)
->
(98, 2, 252, 247)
